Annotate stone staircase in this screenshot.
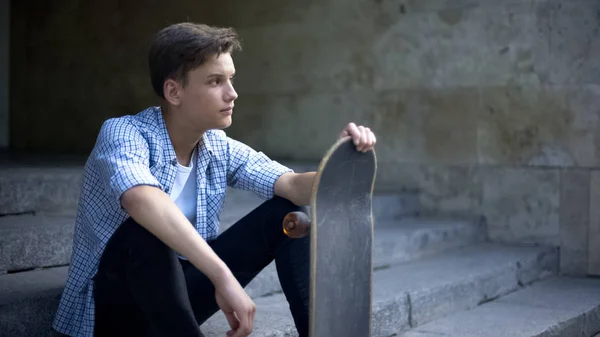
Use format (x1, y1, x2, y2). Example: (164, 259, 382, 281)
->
(1, 161, 600, 337)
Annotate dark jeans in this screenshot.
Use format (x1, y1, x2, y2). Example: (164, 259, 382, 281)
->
(93, 196, 310, 337)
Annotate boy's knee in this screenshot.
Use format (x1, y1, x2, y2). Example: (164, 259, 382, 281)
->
(269, 196, 305, 217)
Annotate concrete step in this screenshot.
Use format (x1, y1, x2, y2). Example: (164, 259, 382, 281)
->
(373, 217, 485, 267)
(202, 243, 558, 336)
(0, 267, 66, 337)
(219, 187, 420, 232)
(0, 162, 421, 217)
(0, 243, 557, 337)
(0, 214, 74, 272)
(0, 166, 84, 215)
(0, 187, 433, 273)
(398, 276, 600, 337)
(0, 207, 482, 277)
(245, 216, 484, 298)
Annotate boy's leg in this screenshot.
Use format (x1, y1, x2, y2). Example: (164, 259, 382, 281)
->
(184, 196, 310, 337)
(93, 217, 204, 337)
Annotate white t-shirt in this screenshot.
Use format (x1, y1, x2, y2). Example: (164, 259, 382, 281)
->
(169, 149, 198, 225)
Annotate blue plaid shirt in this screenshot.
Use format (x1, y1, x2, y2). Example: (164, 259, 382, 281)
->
(53, 106, 291, 337)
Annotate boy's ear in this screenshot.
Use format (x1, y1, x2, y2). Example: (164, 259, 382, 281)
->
(163, 79, 182, 106)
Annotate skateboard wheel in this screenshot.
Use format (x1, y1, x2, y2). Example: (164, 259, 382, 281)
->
(282, 211, 311, 238)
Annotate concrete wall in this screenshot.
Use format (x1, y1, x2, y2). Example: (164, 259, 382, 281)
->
(222, 0, 600, 275)
(9, 1, 600, 274)
(0, 0, 9, 148)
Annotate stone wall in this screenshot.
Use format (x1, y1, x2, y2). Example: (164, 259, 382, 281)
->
(223, 0, 600, 275)
(9, 0, 600, 274)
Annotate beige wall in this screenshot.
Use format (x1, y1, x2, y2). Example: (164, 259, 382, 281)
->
(225, 0, 600, 276)
(225, 1, 600, 276)
(10, 1, 600, 274)
(227, 1, 600, 167)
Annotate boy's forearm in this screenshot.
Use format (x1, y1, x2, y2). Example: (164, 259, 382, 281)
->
(121, 185, 232, 284)
(274, 172, 317, 206)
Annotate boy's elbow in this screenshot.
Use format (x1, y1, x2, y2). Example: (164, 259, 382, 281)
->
(120, 185, 158, 214)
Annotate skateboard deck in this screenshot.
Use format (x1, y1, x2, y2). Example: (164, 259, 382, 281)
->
(309, 136, 377, 337)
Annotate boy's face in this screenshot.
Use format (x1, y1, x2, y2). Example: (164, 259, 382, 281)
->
(170, 52, 238, 132)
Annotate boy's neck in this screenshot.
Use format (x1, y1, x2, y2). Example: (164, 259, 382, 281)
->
(162, 105, 205, 166)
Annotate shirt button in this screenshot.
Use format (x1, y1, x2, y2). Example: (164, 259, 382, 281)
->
(171, 158, 178, 166)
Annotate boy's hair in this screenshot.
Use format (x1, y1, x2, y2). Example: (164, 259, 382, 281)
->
(148, 22, 242, 98)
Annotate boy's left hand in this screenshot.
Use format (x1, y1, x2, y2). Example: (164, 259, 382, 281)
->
(339, 122, 377, 152)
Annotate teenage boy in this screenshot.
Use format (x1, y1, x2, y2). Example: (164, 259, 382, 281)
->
(53, 22, 376, 337)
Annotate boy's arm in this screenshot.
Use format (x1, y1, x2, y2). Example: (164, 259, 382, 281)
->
(274, 123, 376, 206)
(95, 120, 255, 337)
(273, 172, 316, 206)
(121, 185, 231, 283)
(120, 186, 256, 336)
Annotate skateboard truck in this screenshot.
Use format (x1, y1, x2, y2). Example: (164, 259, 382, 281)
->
(282, 211, 311, 238)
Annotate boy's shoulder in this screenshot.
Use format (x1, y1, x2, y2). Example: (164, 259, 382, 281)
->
(95, 107, 174, 148)
(99, 107, 159, 134)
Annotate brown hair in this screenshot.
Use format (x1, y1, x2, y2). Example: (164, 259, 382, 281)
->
(148, 22, 242, 98)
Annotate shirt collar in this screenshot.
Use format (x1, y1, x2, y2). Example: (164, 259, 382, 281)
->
(154, 106, 177, 166)
(155, 106, 214, 166)
(199, 132, 214, 157)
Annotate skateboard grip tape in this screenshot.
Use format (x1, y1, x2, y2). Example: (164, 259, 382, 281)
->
(282, 211, 311, 238)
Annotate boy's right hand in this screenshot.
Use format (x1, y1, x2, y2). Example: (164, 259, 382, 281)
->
(214, 275, 256, 337)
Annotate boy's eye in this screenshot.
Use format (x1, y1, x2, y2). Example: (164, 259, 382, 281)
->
(209, 76, 234, 85)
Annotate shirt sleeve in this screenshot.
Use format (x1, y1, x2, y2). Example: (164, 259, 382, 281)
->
(226, 137, 293, 200)
(93, 118, 162, 205)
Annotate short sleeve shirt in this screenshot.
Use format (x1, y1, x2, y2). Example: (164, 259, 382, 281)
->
(52, 106, 292, 337)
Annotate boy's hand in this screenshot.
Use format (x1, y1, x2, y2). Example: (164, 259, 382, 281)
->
(215, 275, 256, 337)
(339, 122, 377, 152)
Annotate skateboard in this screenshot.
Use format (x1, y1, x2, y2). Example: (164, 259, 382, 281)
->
(282, 136, 377, 337)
